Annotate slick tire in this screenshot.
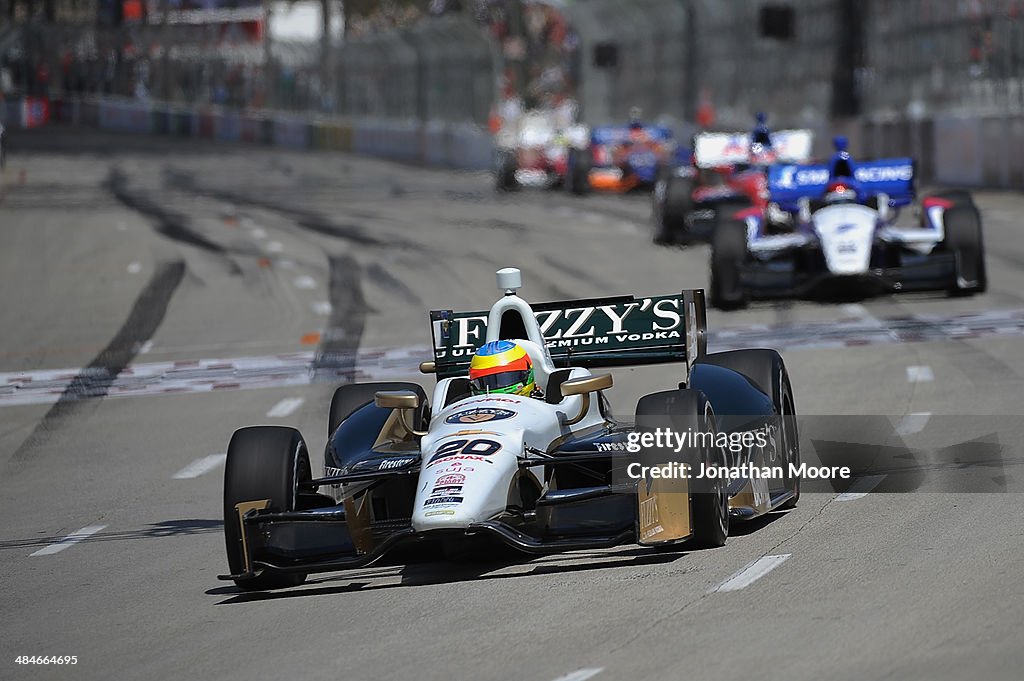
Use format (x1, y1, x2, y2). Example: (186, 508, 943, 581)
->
(710, 217, 749, 310)
(223, 426, 311, 590)
(567, 148, 591, 196)
(635, 389, 728, 549)
(329, 382, 428, 437)
(695, 349, 800, 508)
(495, 150, 517, 191)
(943, 204, 987, 296)
(653, 175, 693, 245)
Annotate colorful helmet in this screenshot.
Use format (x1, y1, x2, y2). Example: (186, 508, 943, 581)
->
(469, 340, 535, 396)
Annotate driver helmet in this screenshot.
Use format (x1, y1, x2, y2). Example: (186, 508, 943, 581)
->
(469, 340, 535, 397)
(823, 180, 858, 205)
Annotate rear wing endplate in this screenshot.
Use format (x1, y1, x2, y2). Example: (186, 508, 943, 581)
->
(430, 290, 707, 380)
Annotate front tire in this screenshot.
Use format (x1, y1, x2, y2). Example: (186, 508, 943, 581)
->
(943, 204, 986, 296)
(695, 349, 800, 508)
(635, 389, 728, 549)
(710, 217, 749, 310)
(567, 148, 591, 196)
(223, 426, 311, 590)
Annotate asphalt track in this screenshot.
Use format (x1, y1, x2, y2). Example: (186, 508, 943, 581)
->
(1, 128, 1023, 681)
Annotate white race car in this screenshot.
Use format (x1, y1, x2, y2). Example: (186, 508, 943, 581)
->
(220, 269, 800, 590)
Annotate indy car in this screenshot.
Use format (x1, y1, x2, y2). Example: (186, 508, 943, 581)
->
(709, 137, 986, 309)
(567, 118, 686, 195)
(493, 111, 588, 191)
(219, 268, 800, 590)
(653, 123, 814, 244)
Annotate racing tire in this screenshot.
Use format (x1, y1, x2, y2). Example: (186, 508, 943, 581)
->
(653, 175, 693, 245)
(695, 349, 800, 509)
(223, 426, 311, 590)
(635, 389, 728, 549)
(494, 150, 517, 191)
(709, 217, 749, 310)
(329, 381, 428, 437)
(567, 148, 591, 196)
(943, 204, 987, 296)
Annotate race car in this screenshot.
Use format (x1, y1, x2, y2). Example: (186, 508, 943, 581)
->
(219, 268, 800, 590)
(708, 136, 986, 309)
(493, 111, 588, 191)
(567, 113, 686, 194)
(653, 117, 814, 244)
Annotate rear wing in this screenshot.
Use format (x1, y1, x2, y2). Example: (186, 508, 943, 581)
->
(430, 290, 708, 380)
(768, 157, 916, 209)
(591, 125, 674, 146)
(693, 129, 813, 168)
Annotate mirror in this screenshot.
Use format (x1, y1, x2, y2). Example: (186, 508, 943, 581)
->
(561, 373, 613, 397)
(560, 374, 612, 426)
(375, 390, 421, 410)
(374, 390, 427, 436)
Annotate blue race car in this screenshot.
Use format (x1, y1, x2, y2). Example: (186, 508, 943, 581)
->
(708, 137, 986, 309)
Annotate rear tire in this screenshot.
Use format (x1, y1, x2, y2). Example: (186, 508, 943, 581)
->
(223, 426, 311, 590)
(495, 150, 517, 191)
(635, 389, 728, 549)
(329, 382, 428, 436)
(710, 217, 749, 310)
(943, 204, 986, 296)
(695, 349, 800, 508)
(653, 175, 693, 245)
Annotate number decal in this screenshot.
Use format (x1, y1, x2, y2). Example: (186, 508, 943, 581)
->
(428, 439, 502, 466)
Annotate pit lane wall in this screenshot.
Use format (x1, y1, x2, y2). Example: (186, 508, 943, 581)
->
(38, 98, 494, 171)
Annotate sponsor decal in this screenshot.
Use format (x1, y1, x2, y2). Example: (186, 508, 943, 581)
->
(440, 430, 501, 439)
(433, 296, 687, 360)
(425, 496, 464, 505)
(425, 509, 456, 517)
(427, 454, 494, 468)
(462, 397, 520, 405)
(435, 463, 476, 474)
(427, 439, 502, 466)
(325, 466, 344, 477)
(595, 441, 628, 452)
(445, 407, 516, 425)
(436, 474, 466, 486)
(378, 457, 417, 470)
(854, 164, 913, 183)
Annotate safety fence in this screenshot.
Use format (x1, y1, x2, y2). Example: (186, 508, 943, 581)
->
(42, 97, 494, 170)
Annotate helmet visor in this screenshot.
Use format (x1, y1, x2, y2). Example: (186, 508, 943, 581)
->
(470, 369, 533, 394)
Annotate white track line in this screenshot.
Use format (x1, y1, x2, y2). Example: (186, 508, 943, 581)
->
(127, 262, 142, 274)
(311, 301, 332, 316)
(840, 303, 867, 317)
(549, 668, 604, 681)
(266, 241, 284, 253)
(267, 397, 304, 418)
(712, 554, 791, 593)
(293, 275, 316, 290)
(249, 227, 267, 240)
(172, 453, 227, 480)
(836, 474, 887, 501)
(906, 365, 934, 382)
(896, 412, 931, 436)
(138, 339, 154, 354)
(30, 525, 108, 556)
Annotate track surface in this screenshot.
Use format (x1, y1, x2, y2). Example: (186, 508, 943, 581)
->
(2, 129, 1023, 681)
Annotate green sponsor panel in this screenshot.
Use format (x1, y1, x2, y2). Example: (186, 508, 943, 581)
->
(430, 291, 706, 378)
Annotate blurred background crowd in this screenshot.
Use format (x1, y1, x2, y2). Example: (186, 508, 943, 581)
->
(2, 0, 1024, 128)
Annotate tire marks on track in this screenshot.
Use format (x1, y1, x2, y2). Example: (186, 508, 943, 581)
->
(313, 254, 369, 382)
(105, 168, 243, 275)
(9, 260, 186, 464)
